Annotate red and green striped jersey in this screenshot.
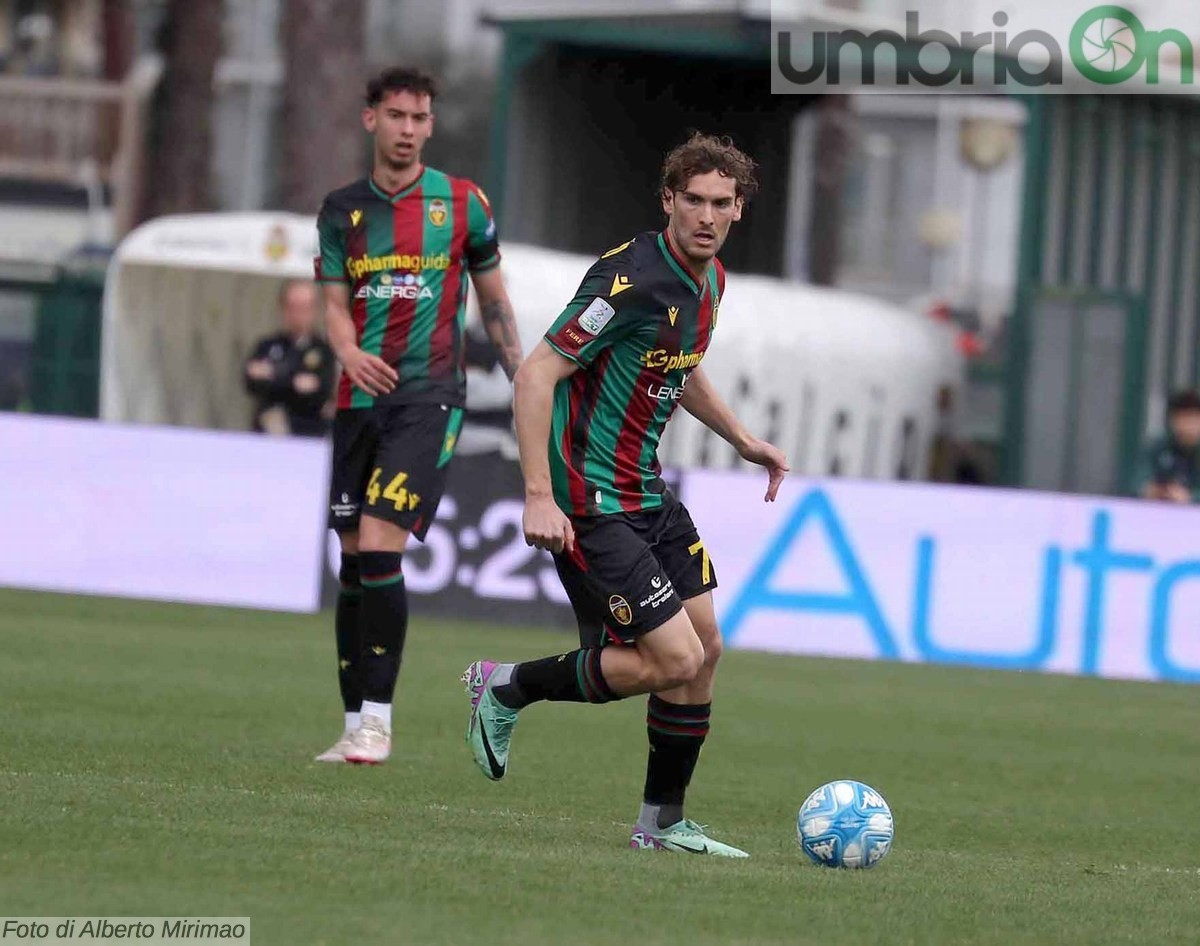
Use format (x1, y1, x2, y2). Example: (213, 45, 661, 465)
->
(544, 231, 724, 517)
(314, 167, 500, 409)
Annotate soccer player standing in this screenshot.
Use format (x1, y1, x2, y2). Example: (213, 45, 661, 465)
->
(462, 134, 788, 855)
(314, 67, 523, 763)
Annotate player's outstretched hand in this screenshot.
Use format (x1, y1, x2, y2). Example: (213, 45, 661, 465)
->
(739, 437, 790, 502)
(523, 494, 575, 554)
(340, 347, 398, 397)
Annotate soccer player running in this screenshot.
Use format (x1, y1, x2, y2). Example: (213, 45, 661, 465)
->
(462, 133, 788, 856)
(313, 67, 523, 764)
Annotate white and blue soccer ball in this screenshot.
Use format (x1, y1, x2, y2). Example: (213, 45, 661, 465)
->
(796, 779, 894, 869)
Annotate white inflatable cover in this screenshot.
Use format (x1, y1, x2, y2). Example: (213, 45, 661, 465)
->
(102, 214, 961, 477)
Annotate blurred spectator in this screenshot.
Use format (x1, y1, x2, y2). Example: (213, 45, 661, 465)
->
(928, 384, 985, 485)
(1, 13, 59, 76)
(243, 280, 335, 437)
(1137, 389, 1200, 504)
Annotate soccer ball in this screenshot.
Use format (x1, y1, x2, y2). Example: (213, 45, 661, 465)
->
(796, 780, 894, 869)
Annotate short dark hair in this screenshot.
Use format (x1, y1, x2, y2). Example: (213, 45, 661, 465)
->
(660, 132, 759, 202)
(365, 66, 438, 107)
(1168, 388, 1200, 415)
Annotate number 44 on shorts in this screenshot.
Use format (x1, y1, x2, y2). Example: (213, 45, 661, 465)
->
(366, 468, 421, 511)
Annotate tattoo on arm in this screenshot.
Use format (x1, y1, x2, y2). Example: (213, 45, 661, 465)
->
(480, 299, 524, 381)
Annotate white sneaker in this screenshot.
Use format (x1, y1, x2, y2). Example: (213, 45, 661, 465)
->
(313, 729, 357, 763)
(343, 714, 391, 764)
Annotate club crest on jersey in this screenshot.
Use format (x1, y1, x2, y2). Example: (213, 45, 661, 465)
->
(577, 297, 616, 335)
(608, 595, 633, 626)
(350, 209, 363, 227)
(428, 199, 448, 227)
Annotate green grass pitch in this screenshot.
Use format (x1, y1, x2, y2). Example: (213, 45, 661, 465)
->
(2, 587, 1199, 945)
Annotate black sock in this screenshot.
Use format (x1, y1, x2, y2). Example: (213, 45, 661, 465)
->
(643, 695, 711, 828)
(335, 553, 363, 714)
(494, 649, 618, 708)
(359, 550, 408, 705)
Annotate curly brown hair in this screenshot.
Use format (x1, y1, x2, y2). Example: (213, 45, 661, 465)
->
(660, 132, 759, 202)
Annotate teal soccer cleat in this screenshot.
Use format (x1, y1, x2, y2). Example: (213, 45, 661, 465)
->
(462, 660, 519, 781)
(629, 819, 750, 858)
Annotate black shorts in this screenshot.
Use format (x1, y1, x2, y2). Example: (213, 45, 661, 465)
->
(553, 491, 718, 647)
(328, 403, 464, 540)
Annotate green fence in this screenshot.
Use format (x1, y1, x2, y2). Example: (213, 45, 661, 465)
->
(2, 268, 105, 419)
(1007, 95, 1200, 491)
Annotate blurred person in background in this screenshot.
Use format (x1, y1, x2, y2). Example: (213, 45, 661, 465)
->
(1138, 389, 1200, 504)
(243, 279, 335, 437)
(1, 12, 58, 76)
(313, 66, 523, 765)
(928, 385, 986, 486)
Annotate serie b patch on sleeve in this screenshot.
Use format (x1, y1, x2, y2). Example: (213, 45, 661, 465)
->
(577, 297, 616, 335)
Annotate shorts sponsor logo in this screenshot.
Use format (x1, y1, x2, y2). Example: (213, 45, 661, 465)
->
(609, 594, 633, 626)
(577, 297, 616, 335)
(638, 576, 675, 610)
(331, 494, 358, 519)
